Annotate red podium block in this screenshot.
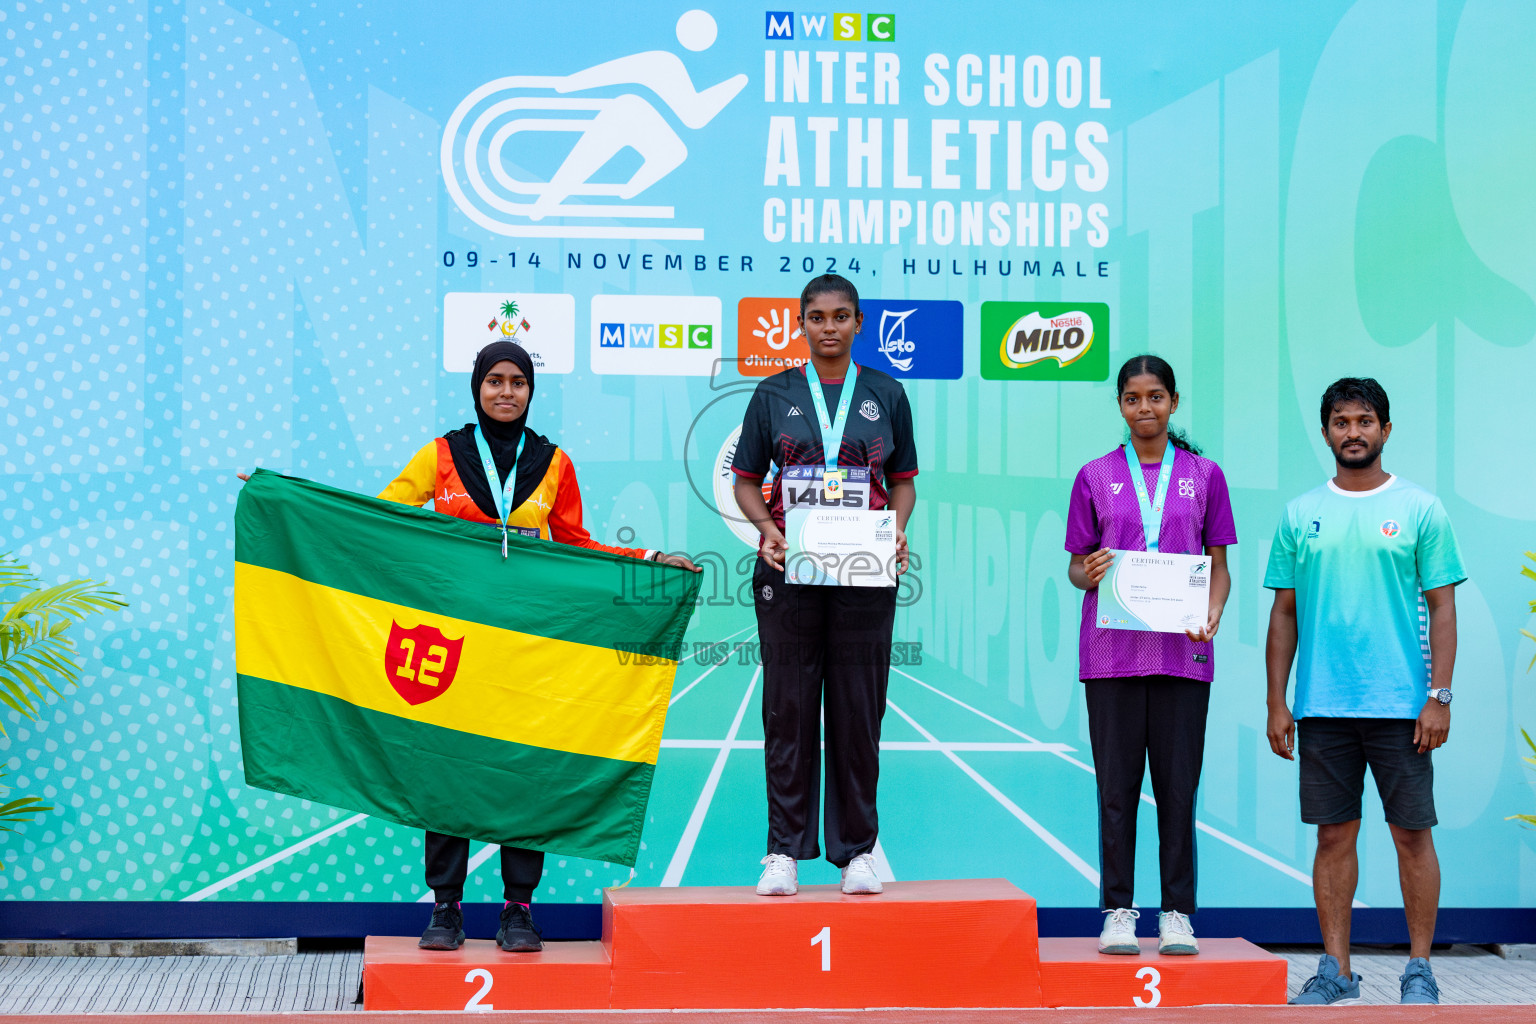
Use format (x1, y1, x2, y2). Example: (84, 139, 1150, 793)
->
(361, 935, 612, 1011)
(603, 878, 1042, 1009)
(1038, 936, 1287, 1007)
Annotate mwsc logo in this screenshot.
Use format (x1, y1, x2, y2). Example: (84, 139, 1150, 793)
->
(441, 11, 747, 241)
(598, 323, 714, 350)
(591, 295, 723, 376)
(980, 302, 1110, 381)
(765, 12, 895, 41)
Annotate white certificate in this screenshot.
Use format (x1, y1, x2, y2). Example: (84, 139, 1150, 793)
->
(783, 508, 898, 587)
(1095, 551, 1211, 633)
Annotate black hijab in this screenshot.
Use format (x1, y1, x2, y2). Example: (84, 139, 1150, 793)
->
(443, 341, 557, 521)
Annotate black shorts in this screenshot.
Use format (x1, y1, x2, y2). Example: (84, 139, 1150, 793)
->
(1298, 717, 1436, 830)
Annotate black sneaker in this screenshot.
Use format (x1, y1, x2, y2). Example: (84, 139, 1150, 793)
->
(496, 901, 543, 952)
(418, 901, 464, 950)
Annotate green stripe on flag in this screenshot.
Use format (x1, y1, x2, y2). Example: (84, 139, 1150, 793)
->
(235, 469, 698, 658)
(238, 674, 655, 865)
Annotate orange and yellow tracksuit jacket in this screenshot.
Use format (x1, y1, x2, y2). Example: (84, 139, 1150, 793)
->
(378, 437, 652, 560)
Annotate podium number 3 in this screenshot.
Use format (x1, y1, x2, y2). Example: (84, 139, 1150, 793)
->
(1133, 965, 1162, 1008)
(811, 926, 831, 971)
(464, 968, 495, 1011)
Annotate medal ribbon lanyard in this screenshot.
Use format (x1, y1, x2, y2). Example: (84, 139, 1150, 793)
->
(1123, 442, 1175, 553)
(805, 361, 860, 477)
(473, 425, 525, 559)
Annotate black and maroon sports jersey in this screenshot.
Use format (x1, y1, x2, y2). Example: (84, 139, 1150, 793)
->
(732, 364, 918, 530)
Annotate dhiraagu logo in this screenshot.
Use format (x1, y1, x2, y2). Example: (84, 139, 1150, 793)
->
(980, 301, 1110, 381)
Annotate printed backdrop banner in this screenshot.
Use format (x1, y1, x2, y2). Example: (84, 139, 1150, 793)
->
(2, 0, 1535, 917)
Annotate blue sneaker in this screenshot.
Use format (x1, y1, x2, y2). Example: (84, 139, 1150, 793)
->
(1290, 953, 1363, 1005)
(1399, 957, 1439, 1005)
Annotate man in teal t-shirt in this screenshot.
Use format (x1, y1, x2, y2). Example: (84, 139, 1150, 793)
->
(1264, 378, 1464, 1008)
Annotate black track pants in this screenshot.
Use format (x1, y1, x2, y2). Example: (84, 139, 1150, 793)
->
(753, 562, 897, 867)
(1084, 675, 1211, 915)
(424, 831, 544, 904)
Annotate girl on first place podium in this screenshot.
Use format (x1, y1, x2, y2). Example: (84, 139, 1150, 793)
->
(731, 274, 918, 897)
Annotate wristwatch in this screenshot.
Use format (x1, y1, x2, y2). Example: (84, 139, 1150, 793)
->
(1429, 687, 1453, 706)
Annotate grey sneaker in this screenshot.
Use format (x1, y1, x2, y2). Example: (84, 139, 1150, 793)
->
(1157, 910, 1199, 955)
(1291, 953, 1362, 1005)
(1399, 957, 1439, 1005)
(1098, 907, 1141, 954)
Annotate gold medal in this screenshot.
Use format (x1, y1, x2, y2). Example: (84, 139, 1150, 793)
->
(822, 469, 844, 501)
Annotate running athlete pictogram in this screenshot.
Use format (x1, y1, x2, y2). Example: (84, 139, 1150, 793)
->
(440, 11, 747, 241)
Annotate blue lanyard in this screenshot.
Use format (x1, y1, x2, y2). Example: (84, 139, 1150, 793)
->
(805, 362, 859, 473)
(473, 425, 525, 559)
(1123, 442, 1175, 553)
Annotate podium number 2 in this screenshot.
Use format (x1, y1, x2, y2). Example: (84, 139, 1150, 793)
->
(1133, 966, 1162, 1008)
(811, 926, 831, 971)
(464, 968, 495, 1011)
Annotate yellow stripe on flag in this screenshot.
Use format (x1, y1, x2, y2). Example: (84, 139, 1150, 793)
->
(234, 562, 674, 765)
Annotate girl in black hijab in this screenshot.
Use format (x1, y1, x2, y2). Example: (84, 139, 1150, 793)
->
(379, 340, 697, 953)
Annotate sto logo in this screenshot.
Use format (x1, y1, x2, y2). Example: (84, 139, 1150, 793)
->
(385, 621, 465, 706)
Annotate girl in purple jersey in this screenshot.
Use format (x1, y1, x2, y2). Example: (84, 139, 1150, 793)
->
(1064, 354, 1236, 957)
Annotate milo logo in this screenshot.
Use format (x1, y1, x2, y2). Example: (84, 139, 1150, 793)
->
(999, 310, 1096, 369)
(980, 301, 1111, 382)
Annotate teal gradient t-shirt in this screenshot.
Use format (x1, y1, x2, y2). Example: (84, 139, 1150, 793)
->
(1264, 475, 1465, 719)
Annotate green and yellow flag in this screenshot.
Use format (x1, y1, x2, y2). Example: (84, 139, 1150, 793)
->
(234, 470, 700, 866)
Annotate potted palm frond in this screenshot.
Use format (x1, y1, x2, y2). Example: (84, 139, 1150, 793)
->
(1512, 552, 1536, 829)
(0, 553, 126, 837)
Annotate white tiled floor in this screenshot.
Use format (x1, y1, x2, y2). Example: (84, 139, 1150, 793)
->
(0, 951, 365, 1014)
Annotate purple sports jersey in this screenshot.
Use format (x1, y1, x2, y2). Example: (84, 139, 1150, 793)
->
(1064, 446, 1238, 682)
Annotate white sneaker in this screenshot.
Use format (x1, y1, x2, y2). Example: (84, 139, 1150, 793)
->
(1158, 910, 1199, 955)
(840, 852, 883, 894)
(756, 854, 797, 896)
(1098, 908, 1141, 954)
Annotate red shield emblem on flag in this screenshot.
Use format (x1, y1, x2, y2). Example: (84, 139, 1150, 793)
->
(384, 621, 465, 706)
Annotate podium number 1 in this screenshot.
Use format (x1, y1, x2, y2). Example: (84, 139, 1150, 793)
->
(811, 926, 831, 971)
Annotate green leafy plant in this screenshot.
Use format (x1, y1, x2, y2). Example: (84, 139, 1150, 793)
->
(0, 553, 126, 833)
(1522, 551, 1536, 671)
(1512, 552, 1536, 829)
